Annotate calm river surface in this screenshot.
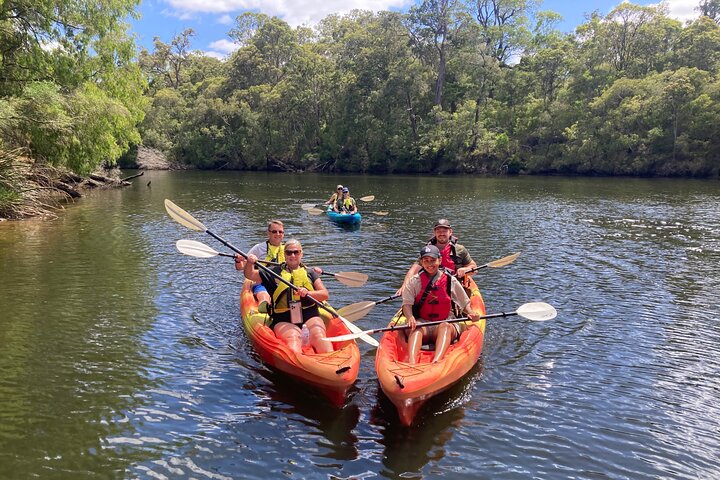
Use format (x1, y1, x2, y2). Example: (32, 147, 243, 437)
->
(1, 171, 719, 479)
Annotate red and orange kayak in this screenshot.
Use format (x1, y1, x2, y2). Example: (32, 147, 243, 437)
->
(374, 277, 486, 425)
(239, 279, 360, 406)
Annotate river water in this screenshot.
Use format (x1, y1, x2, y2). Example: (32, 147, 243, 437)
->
(1, 171, 719, 479)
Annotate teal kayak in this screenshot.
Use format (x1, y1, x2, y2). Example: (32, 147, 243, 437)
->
(326, 205, 361, 225)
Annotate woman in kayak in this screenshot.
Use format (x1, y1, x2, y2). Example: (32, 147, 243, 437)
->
(401, 244, 481, 363)
(324, 184, 344, 205)
(243, 239, 333, 354)
(333, 187, 357, 214)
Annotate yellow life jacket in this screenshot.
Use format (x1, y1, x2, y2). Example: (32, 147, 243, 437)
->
(266, 242, 285, 263)
(271, 265, 315, 313)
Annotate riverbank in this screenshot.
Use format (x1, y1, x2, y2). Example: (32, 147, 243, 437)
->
(0, 145, 188, 221)
(0, 150, 142, 221)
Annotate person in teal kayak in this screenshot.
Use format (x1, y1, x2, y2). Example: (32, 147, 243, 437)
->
(235, 220, 286, 312)
(333, 187, 357, 214)
(324, 184, 344, 205)
(243, 239, 333, 354)
(397, 218, 477, 294)
(400, 245, 481, 364)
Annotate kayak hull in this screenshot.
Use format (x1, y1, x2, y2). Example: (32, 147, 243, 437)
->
(326, 206, 361, 225)
(240, 280, 360, 406)
(375, 277, 486, 425)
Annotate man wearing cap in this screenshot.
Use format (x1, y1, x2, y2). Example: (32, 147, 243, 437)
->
(324, 185, 344, 205)
(333, 187, 357, 214)
(400, 245, 481, 364)
(398, 218, 477, 294)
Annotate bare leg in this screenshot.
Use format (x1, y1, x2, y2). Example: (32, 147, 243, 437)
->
(432, 323, 456, 363)
(406, 328, 425, 364)
(256, 291, 271, 304)
(274, 323, 302, 353)
(305, 317, 333, 353)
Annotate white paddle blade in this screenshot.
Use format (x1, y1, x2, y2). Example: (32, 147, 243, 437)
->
(516, 302, 557, 321)
(359, 195, 375, 202)
(372, 211, 389, 216)
(301, 203, 317, 210)
(323, 329, 374, 343)
(307, 208, 325, 215)
(333, 271, 368, 287)
(336, 301, 376, 321)
(487, 252, 521, 268)
(176, 239, 219, 258)
(164, 199, 207, 232)
(336, 317, 379, 346)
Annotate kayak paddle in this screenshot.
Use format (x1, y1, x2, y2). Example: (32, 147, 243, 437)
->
(323, 302, 557, 342)
(164, 199, 379, 346)
(336, 293, 402, 321)
(175, 239, 368, 287)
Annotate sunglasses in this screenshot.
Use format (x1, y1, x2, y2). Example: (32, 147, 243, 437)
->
(285, 250, 301, 255)
(269, 229, 284, 234)
(337, 188, 343, 191)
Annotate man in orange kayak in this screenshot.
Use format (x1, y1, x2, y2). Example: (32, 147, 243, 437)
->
(397, 218, 477, 294)
(234, 220, 286, 312)
(243, 239, 333, 354)
(401, 245, 481, 364)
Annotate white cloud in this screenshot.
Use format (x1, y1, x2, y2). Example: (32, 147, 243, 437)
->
(217, 14, 234, 24)
(662, 0, 700, 22)
(204, 50, 227, 59)
(208, 38, 239, 53)
(163, 0, 412, 26)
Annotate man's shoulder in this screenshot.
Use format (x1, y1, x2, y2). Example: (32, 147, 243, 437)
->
(453, 241, 468, 251)
(247, 243, 268, 258)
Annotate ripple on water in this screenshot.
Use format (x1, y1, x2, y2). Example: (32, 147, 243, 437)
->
(4, 174, 720, 479)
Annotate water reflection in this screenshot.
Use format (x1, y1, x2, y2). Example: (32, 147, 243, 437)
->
(372, 366, 482, 477)
(3, 172, 720, 478)
(250, 367, 362, 462)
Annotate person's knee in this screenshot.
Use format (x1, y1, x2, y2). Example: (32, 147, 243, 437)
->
(305, 317, 326, 332)
(275, 323, 301, 340)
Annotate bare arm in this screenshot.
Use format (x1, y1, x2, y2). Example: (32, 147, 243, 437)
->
(401, 277, 419, 329)
(455, 246, 477, 277)
(302, 277, 329, 303)
(243, 254, 262, 283)
(451, 278, 480, 321)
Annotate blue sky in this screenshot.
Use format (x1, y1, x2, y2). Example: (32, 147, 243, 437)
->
(130, 0, 701, 58)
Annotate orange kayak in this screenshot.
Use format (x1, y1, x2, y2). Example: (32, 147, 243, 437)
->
(374, 277, 486, 425)
(239, 279, 360, 406)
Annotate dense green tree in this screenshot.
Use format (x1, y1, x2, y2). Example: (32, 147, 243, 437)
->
(470, 0, 538, 65)
(697, 0, 720, 23)
(130, 1, 720, 178)
(0, 0, 145, 174)
(138, 29, 196, 93)
(406, 0, 468, 108)
(672, 16, 720, 72)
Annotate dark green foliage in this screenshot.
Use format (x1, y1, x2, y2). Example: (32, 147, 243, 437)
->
(138, 2, 720, 178)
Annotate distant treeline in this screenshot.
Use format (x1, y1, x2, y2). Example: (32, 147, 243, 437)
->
(2, 0, 720, 192)
(136, 1, 720, 177)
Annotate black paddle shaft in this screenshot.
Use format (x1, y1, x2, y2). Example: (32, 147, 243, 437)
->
(206, 230, 337, 317)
